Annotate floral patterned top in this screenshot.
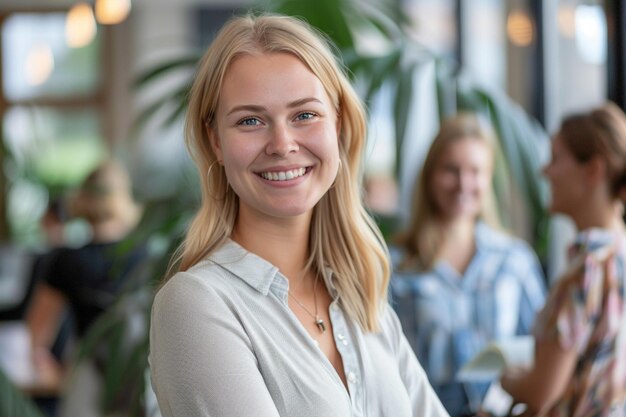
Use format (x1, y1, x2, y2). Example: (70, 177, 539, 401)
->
(534, 229, 626, 417)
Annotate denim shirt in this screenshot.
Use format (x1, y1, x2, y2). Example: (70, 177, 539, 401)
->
(390, 223, 546, 416)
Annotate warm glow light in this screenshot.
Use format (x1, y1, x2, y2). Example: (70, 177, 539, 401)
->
(65, 3, 97, 48)
(95, 0, 131, 25)
(26, 44, 55, 86)
(557, 5, 576, 38)
(507, 10, 534, 47)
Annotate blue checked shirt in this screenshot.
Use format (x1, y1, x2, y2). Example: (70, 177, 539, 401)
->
(390, 223, 547, 416)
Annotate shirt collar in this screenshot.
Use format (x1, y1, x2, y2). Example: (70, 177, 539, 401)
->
(206, 239, 283, 296)
(474, 221, 502, 251)
(205, 239, 339, 300)
(569, 228, 625, 259)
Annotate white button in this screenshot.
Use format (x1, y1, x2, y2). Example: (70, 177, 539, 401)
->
(347, 372, 358, 384)
(342, 339, 349, 346)
(337, 333, 344, 340)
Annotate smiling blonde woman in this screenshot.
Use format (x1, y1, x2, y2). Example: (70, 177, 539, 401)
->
(149, 13, 449, 417)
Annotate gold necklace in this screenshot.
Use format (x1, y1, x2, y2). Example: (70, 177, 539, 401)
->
(288, 276, 326, 333)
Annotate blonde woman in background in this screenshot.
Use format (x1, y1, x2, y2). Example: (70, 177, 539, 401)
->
(500, 103, 626, 417)
(26, 160, 145, 417)
(390, 113, 546, 416)
(149, 13, 449, 417)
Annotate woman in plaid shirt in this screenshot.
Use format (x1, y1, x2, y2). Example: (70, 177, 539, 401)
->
(390, 113, 546, 417)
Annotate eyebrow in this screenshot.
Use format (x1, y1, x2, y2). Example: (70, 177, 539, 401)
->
(226, 97, 324, 116)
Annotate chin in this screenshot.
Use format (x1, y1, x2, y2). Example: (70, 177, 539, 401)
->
(265, 202, 317, 218)
(452, 206, 481, 219)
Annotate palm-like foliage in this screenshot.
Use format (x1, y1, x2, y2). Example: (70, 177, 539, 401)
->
(0, 368, 45, 417)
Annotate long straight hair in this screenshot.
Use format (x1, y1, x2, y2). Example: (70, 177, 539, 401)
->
(396, 113, 502, 270)
(164, 14, 389, 332)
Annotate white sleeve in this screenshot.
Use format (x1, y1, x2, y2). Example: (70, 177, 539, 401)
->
(149, 272, 280, 417)
(386, 305, 451, 417)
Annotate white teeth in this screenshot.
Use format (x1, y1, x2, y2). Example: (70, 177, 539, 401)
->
(260, 167, 306, 181)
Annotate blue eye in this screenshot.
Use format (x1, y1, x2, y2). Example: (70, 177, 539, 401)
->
(237, 117, 261, 126)
(295, 112, 317, 121)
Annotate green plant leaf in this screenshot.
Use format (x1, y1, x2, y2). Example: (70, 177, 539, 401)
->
(393, 60, 417, 178)
(133, 56, 200, 88)
(270, 0, 355, 49)
(0, 368, 45, 417)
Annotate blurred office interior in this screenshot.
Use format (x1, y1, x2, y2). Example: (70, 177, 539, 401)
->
(0, 0, 622, 415)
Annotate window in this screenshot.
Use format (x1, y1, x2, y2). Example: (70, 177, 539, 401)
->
(1, 9, 109, 244)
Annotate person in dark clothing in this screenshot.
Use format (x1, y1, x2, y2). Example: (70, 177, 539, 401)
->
(0, 199, 66, 323)
(26, 160, 144, 417)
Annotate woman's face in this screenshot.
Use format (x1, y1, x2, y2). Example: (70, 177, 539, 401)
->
(542, 133, 589, 215)
(429, 137, 492, 221)
(210, 52, 340, 223)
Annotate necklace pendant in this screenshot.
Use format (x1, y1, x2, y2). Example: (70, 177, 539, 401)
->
(315, 317, 326, 333)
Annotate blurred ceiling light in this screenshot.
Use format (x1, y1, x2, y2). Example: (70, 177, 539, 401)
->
(507, 9, 534, 47)
(557, 4, 576, 38)
(95, 0, 131, 25)
(26, 44, 55, 86)
(65, 2, 97, 48)
(575, 4, 606, 64)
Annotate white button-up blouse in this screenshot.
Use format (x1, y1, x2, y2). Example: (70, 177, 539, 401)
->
(150, 240, 449, 417)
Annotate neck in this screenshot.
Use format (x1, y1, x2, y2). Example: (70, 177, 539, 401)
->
(439, 216, 476, 241)
(232, 209, 313, 286)
(571, 200, 626, 233)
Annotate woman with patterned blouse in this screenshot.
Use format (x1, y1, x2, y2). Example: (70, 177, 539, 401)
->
(390, 113, 547, 417)
(501, 102, 626, 416)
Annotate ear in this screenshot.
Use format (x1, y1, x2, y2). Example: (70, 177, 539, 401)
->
(586, 155, 606, 185)
(206, 122, 223, 163)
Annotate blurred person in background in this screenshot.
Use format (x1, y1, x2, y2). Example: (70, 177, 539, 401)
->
(390, 113, 546, 417)
(26, 159, 145, 417)
(0, 199, 67, 324)
(500, 103, 626, 417)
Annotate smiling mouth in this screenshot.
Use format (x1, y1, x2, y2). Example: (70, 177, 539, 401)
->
(258, 167, 310, 181)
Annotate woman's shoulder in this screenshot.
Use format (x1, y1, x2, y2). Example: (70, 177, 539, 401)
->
(388, 245, 407, 267)
(155, 255, 246, 304)
(388, 245, 430, 273)
(563, 229, 626, 280)
(373, 303, 404, 342)
(476, 223, 537, 257)
(551, 238, 614, 299)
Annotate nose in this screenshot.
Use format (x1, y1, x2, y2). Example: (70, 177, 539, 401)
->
(459, 171, 472, 191)
(266, 123, 299, 157)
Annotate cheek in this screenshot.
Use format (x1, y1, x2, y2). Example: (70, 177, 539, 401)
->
(476, 175, 491, 193)
(221, 137, 259, 164)
(433, 172, 455, 189)
(430, 184, 451, 210)
(312, 124, 340, 154)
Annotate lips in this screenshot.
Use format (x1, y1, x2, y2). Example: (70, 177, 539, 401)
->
(258, 167, 308, 181)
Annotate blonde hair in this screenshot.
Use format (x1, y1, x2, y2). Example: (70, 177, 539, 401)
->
(70, 160, 142, 230)
(167, 14, 389, 332)
(396, 113, 501, 270)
